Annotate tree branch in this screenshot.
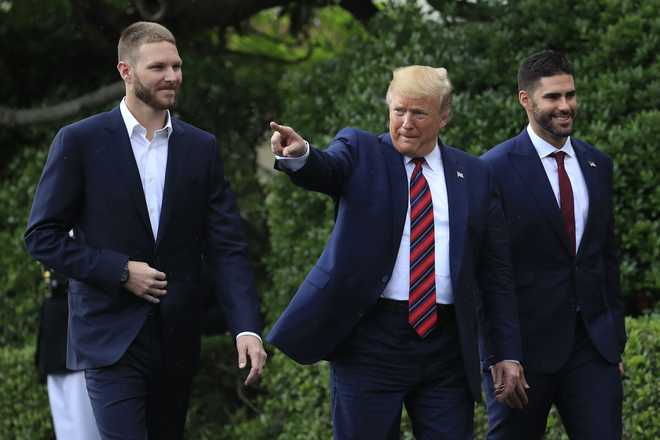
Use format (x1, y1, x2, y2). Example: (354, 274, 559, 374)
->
(0, 82, 125, 127)
(134, 0, 169, 21)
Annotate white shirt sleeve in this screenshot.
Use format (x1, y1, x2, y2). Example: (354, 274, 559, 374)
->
(274, 141, 310, 172)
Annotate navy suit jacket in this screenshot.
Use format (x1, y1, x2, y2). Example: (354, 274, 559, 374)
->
(267, 128, 521, 400)
(25, 107, 261, 375)
(481, 130, 626, 373)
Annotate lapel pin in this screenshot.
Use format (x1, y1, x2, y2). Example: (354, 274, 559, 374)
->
(457, 171, 464, 179)
(588, 161, 597, 168)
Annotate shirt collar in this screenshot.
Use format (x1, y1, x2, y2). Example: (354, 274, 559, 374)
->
(526, 124, 574, 159)
(404, 141, 442, 172)
(119, 98, 173, 139)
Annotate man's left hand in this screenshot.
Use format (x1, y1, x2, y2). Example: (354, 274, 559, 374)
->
(236, 335, 267, 385)
(491, 360, 529, 409)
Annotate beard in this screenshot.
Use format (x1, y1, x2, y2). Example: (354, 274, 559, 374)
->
(532, 101, 576, 140)
(133, 74, 178, 111)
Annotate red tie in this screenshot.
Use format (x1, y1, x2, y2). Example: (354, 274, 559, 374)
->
(409, 158, 437, 337)
(551, 151, 576, 256)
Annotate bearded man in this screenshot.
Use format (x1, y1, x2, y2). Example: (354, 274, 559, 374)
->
(480, 50, 626, 440)
(25, 21, 266, 440)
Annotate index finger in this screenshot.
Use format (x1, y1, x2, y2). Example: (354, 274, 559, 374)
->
(269, 121, 291, 135)
(152, 270, 167, 281)
(244, 364, 261, 386)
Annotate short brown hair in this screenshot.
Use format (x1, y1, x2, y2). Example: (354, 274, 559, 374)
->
(118, 21, 176, 64)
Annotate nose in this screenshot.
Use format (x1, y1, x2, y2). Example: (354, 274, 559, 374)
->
(164, 66, 181, 82)
(557, 97, 571, 112)
(402, 112, 414, 128)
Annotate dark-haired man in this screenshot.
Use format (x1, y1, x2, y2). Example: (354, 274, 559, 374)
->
(481, 50, 625, 439)
(25, 21, 266, 439)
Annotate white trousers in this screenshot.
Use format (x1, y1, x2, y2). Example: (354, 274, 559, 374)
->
(47, 371, 101, 440)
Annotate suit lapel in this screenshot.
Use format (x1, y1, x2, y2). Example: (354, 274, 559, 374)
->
(508, 130, 572, 254)
(156, 119, 185, 246)
(380, 134, 408, 257)
(441, 143, 468, 288)
(572, 140, 600, 258)
(105, 107, 153, 240)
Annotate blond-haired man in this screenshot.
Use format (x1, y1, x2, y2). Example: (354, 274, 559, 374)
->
(25, 21, 266, 439)
(267, 66, 526, 439)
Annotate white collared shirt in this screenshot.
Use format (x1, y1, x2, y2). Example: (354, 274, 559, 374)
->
(119, 99, 172, 239)
(526, 125, 589, 250)
(382, 143, 453, 304)
(277, 141, 453, 304)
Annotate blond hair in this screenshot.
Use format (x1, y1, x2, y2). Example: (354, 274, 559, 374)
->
(386, 65, 453, 117)
(118, 21, 176, 64)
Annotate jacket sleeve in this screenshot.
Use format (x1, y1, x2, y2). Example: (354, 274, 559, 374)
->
(277, 128, 359, 198)
(204, 137, 262, 336)
(24, 127, 127, 292)
(604, 157, 626, 352)
(477, 169, 523, 365)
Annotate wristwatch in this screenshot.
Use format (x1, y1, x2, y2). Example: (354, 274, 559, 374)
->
(120, 262, 129, 284)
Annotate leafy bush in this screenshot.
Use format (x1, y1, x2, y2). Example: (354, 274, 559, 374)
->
(0, 146, 48, 348)
(0, 345, 51, 439)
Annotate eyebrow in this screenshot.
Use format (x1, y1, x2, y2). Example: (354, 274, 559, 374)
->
(542, 89, 576, 98)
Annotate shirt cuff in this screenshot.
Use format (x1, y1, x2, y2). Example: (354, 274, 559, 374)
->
(489, 359, 520, 368)
(236, 331, 262, 342)
(275, 140, 309, 172)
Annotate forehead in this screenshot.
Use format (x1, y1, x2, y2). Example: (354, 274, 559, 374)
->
(388, 93, 437, 111)
(534, 74, 575, 94)
(135, 41, 181, 64)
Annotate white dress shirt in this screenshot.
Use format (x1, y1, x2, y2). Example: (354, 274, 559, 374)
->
(527, 125, 589, 250)
(382, 144, 453, 304)
(119, 99, 171, 239)
(277, 142, 454, 304)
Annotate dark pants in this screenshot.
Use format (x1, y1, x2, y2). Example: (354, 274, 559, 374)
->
(85, 309, 193, 440)
(483, 316, 623, 440)
(331, 299, 474, 440)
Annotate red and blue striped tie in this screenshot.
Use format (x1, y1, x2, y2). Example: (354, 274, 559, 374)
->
(409, 158, 437, 337)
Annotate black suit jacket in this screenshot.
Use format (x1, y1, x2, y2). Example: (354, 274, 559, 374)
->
(482, 130, 626, 372)
(268, 128, 521, 400)
(25, 107, 261, 376)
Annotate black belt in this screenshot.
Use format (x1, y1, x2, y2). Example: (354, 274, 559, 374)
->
(377, 298, 455, 315)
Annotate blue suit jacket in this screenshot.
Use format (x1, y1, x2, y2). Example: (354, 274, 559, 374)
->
(25, 107, 261, 375)
(267, 128, 521, 400)
(481, 130, 626, 373)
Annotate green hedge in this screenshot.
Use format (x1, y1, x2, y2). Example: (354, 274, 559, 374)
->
(221, 316, 660, 438)
(0, 345, 51, 439)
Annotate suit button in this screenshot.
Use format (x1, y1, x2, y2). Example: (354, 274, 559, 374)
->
(381, 275, 389, 283)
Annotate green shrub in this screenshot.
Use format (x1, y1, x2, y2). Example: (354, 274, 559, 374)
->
(0, 146, 48, 348)
(0, 345, 52, 439)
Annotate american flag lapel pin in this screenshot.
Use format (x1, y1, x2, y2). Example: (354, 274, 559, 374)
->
(588, 161, 597, 168)
(457, 170, 464, 179)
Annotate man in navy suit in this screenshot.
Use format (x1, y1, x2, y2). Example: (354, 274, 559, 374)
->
(24, 21, 266, 440)
(480, 50, 626, 439)
(267, 66, 527, 439)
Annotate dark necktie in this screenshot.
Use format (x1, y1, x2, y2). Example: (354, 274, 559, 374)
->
(409, 158, 437, 337)
(551, 151, 576, 256)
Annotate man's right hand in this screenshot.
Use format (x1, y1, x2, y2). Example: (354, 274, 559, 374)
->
(124, 261, 167, 304)
(270, 121, 307, 157)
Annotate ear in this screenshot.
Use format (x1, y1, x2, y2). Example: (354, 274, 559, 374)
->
(438, 109, 451, 129)
(518, 90, 531, 110)
(117, 61, 131, 82)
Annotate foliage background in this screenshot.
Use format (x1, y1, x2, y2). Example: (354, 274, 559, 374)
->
(0, 0, 658, 438)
